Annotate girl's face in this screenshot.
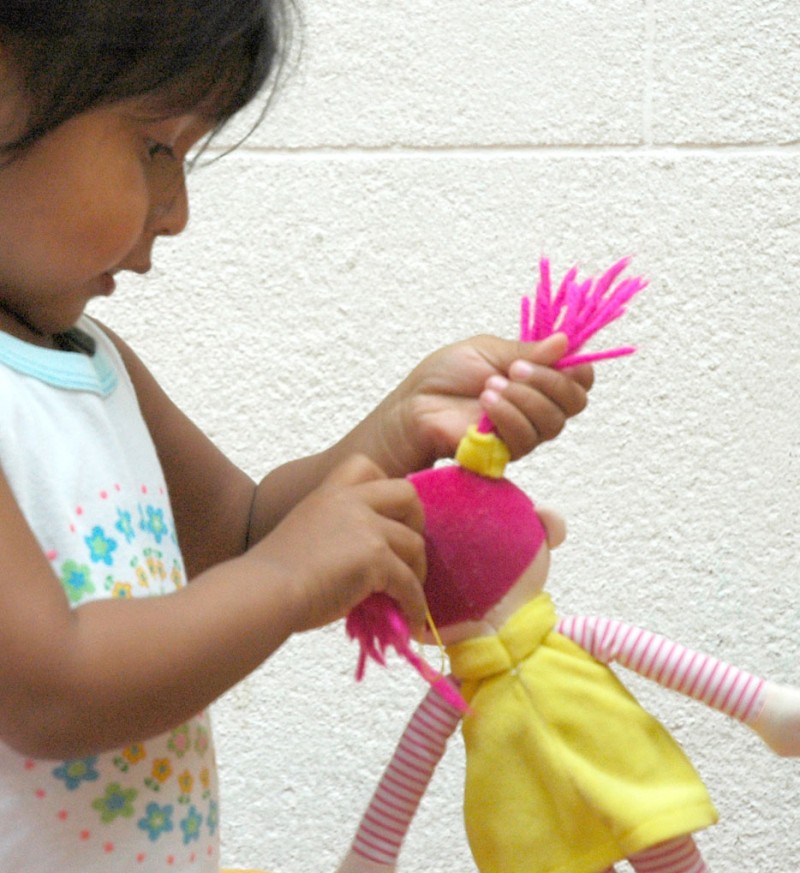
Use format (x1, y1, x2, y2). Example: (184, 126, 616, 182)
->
(0, 76, 213, 342)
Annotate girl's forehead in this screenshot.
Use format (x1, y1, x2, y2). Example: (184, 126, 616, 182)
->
(129, 58, 250, 128)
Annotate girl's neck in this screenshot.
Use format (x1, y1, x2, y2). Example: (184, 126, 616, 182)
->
(0, 302, 59, 349)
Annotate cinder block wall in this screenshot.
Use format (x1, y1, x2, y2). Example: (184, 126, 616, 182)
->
(91, 2, 800, 870)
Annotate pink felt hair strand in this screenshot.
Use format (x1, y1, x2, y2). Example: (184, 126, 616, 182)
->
(525, 257, 647, 361)
(346, 594, 468, 711)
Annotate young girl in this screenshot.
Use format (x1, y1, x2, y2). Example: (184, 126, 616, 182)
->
(0, 2, 593, 871)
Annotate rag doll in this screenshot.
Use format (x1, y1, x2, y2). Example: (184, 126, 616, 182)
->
(337, 259, 800, 873)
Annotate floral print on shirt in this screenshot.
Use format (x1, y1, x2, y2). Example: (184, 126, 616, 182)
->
(23, 479, 217, 869)
(56, 486, 185, 606)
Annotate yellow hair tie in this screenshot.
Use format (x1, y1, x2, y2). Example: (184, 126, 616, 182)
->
(455, 424, 510, 479)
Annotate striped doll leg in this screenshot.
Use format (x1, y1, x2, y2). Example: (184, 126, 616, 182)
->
(337, 685, 462, 873)
(627, 834, 708, 873)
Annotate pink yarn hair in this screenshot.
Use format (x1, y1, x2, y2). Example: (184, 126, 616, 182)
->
(347, 593, 468, 712)
(345, 257, 647, 706)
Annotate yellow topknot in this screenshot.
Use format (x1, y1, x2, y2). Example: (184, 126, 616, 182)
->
(455, 425, 510, 479)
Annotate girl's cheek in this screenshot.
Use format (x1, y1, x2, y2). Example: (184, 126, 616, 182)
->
(59, 189, 150, 273)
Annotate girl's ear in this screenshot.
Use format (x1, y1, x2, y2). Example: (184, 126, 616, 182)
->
(536, 505, 567, 550)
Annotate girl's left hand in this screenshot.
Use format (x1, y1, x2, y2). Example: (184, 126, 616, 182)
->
(370, 333, 593, 476)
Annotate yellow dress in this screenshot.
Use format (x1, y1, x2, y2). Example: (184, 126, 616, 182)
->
(446, 594, 718, 873)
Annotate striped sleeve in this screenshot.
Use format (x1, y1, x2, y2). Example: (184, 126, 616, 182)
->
(556, 614, 766, 723)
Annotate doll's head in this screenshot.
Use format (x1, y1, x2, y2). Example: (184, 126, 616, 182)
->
(408, 425, 565, 643)
(409, 460, 545, 628)
(344, 425, 563, 708)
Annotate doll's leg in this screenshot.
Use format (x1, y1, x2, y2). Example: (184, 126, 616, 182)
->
(558, 615, 800, 756)
(627, 834, 707, 873)
(337, 685, 462, 873)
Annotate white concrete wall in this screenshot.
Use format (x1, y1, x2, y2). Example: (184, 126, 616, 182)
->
(90, 1, 800, 870)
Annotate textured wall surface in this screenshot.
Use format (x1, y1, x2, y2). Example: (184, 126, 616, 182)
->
(90, 1, 800, 870)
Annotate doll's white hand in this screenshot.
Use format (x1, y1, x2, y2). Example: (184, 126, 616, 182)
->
(751, 681, 800, 756)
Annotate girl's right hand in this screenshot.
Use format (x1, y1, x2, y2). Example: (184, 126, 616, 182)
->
(249, 454, 427, 635)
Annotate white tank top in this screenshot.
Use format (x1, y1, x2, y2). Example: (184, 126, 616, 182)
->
(0, 317, 220, 872)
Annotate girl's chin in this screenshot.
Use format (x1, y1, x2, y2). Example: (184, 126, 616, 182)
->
(97, 273, 116, 296)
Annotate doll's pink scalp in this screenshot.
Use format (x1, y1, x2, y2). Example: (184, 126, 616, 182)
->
(409, 464, 546, 627)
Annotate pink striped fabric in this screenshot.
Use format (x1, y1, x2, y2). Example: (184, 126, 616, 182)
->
(350, 686, 461, 865)
(628, 834, 708, 873)
(556, 615, 765, 723)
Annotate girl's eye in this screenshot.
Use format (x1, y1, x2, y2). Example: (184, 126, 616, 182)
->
(147, 140, 176, 161)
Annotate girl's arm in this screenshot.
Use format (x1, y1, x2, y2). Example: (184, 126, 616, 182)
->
(325, 332, 593, 480)
(0, 445, 427, 759)
(0, 323, 588, 759)
(0, 461, 293, 755)
(251, 333, 591, 538)
(110, 326, 591, 574)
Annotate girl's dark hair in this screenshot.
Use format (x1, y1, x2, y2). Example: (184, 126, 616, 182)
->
(0, 0, 292, 157)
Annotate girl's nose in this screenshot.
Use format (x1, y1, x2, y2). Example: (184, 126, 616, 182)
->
(151, 180, 189, 237)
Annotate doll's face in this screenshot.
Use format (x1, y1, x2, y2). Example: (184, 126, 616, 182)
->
(417, 506, 566, 645)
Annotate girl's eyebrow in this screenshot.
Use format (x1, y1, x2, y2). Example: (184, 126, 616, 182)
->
(120, 97, 188, 125)
(120, 104, 207, 143)
(123, 98, 222, 134)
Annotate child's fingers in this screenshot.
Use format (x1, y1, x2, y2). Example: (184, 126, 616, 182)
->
(358, 478, 425, 533)
(480, 371, 588, 457)
(506, 359, 590, 418)
(510, 335, 595, 391)
(479, 388, 558, 458)
(380, 514, 427, 584)
(473, 333, 567, 374)
(559, 360, 595, 391)
(473, 334, 593, 398)
(379, 548, 427, 633)
(322, 455, 425, 532)
(361, 500, 427, 631)
(315, 456, 427, 626)
(518, 332, 569, 365)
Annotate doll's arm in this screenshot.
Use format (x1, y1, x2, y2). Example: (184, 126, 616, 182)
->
(557, 614, 800, 756)
(554, 616, 785, 754)
(337, 684, 462, 873)
(556, 615, 764, 720)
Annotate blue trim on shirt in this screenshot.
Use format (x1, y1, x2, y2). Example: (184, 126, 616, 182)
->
(0, 329, 118, 396)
